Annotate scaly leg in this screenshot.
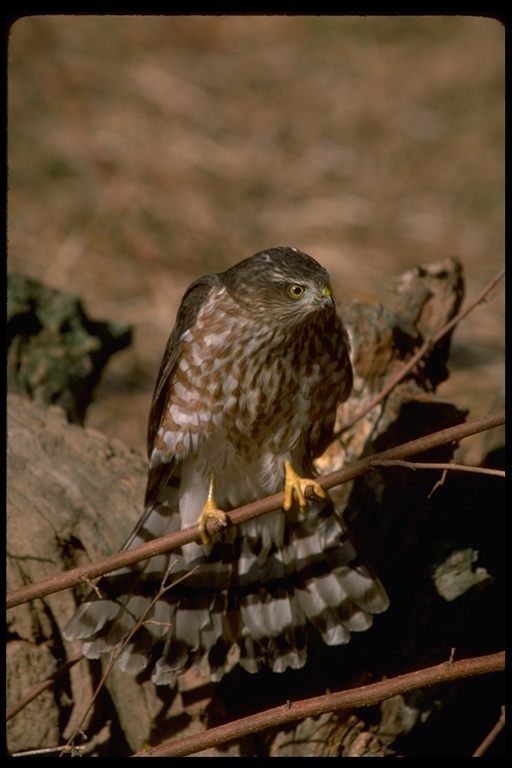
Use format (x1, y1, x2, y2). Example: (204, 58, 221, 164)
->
(283, 460, 326, 514)
(197, 474, 228, 544)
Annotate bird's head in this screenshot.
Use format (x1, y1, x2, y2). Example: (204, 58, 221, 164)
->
(221, 246, 336, 323)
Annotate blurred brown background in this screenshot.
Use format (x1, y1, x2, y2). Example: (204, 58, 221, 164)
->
(8, 15, 504, 456)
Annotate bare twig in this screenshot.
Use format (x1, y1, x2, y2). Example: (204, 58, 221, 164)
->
(370, 460, 505, 478)
(132, 651, 505, 757)
(6, 410, 505, 610)
(6, 653, 83, 722)
(11, 744, 86, 757)
(7, 565, 196, 730)
(62, 563, 198, 752)
(337, 265, 505, 435)
(472, 705, 505, 757)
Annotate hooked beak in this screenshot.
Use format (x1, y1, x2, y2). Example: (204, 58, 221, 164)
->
(321, 283, 334, 308)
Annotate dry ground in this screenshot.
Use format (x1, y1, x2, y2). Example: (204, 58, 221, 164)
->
(8, 15, 504, 456)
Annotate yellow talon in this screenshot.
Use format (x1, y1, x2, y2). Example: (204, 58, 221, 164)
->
(283, 460, 326, 514)
(197, 475, 228, 544)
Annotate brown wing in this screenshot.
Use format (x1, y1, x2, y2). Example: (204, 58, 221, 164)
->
(140, 274, 222, 515)
(146, 273, 222, 456)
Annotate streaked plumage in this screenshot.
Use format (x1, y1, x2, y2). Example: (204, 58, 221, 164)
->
(64, 246, 388, 685)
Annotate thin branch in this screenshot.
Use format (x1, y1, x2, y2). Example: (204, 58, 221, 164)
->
(472, 705, 505, 757)
(6, 654, 82, 721)
(6, 409, 505, 610)
(60, 563, 199, 753)
(131, 651, 505, 757)
(371, 460, 505, 478)
(337, 265, 505, 435)
(11, 744, 86, 757)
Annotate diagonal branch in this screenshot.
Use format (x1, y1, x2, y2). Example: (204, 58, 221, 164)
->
(6, 654, 83, 722)
(132, 651, 505, 757)
(370, 460, 505, 478)
(6, 409, 504, 610)
(336, 265, 505, 435)
(472, 705, 505, 757)
(61, 563, 198, 752)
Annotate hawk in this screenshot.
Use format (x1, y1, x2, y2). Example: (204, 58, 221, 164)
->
(64, 247, 388, 685)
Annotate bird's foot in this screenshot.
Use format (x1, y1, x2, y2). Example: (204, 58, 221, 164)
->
(283, 460, 326, 514)
(197, 475, 228, 544)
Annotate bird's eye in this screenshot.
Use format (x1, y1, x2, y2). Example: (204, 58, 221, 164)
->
(288, 284, 306, 299)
